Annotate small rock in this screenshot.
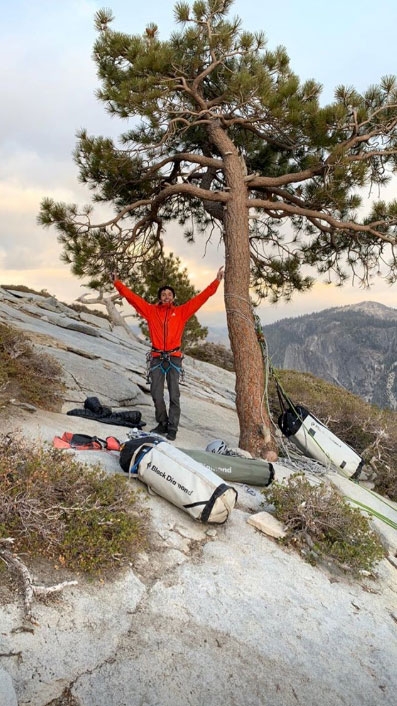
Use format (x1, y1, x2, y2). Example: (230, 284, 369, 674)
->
(206, 528, 217, 537)
(10, 399, 37, 412)
(247, 511, 286, 539)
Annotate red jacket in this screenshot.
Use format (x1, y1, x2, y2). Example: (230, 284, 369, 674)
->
(114, 278, 220, 356)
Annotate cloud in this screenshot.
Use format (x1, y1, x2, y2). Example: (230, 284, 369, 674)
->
(0, 265, 86, 302)
(0, 149, 79, 271)
(2, 0, 397, 324)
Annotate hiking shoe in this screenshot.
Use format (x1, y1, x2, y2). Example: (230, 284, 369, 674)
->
(166, 430, 177, 441)
(150, 423, 168, 435)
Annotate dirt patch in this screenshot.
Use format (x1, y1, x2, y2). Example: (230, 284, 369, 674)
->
(25, 330, 67, 348)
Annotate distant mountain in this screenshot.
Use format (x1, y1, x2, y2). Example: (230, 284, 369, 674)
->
(206, 325, 229, 346)
(262, 301, 397, 410)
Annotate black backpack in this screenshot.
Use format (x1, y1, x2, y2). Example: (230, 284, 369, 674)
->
(119, 436, 162, 473)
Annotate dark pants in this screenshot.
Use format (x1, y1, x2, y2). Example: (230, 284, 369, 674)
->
(150, 356, 182, 432)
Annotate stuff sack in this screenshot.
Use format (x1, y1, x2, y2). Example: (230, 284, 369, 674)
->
(181, 448, 274, 487)
(84, 396, 112, 417)
(121, 440, 238, 524)
(278, 404, 364, 478)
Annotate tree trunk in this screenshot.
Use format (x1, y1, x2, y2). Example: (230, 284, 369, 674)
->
(208, 121, 278, 461)
(77, 292, 141, 342)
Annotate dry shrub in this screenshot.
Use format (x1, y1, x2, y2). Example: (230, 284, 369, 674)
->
(265, 474, 385, 574)
(1, 283, 52, 297)
(0, 322, 64, 410)
(186, 342, 234, 371)
(372, 461, 397, 500)
(0, 434, 147, 574)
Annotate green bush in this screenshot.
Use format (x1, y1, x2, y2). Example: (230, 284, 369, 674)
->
(265, 473, 385, 574)
(0, 434, 147, 574)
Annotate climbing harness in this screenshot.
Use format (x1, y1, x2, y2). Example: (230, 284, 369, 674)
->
(146, 347, 185, 384)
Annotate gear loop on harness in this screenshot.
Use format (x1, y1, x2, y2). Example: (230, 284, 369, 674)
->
(146, 347, 185, 384)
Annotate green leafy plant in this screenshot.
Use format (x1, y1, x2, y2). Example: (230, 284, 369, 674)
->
(265, 473, 385, 574)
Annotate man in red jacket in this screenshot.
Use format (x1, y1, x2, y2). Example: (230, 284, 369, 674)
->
(112, 266, 224, 440)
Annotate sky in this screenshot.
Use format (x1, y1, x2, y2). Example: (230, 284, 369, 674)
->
(1, 0, 397, 327)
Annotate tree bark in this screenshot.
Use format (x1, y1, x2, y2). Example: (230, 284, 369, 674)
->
(207, 121, 278, 461)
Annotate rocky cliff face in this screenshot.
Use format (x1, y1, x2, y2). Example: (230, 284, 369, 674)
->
(263, 301, 397, 409)
(0, 288, 397, 706)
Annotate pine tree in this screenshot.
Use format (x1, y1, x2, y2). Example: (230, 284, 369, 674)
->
(129, 250, 208, 348)
(39, 0, 397, 459)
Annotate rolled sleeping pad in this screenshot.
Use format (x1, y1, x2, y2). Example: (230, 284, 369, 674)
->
(180, 448, 275, 487)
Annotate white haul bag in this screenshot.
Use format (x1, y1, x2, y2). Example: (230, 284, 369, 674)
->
(125, 440, 238, 523)
(278, 404, 364, 478)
